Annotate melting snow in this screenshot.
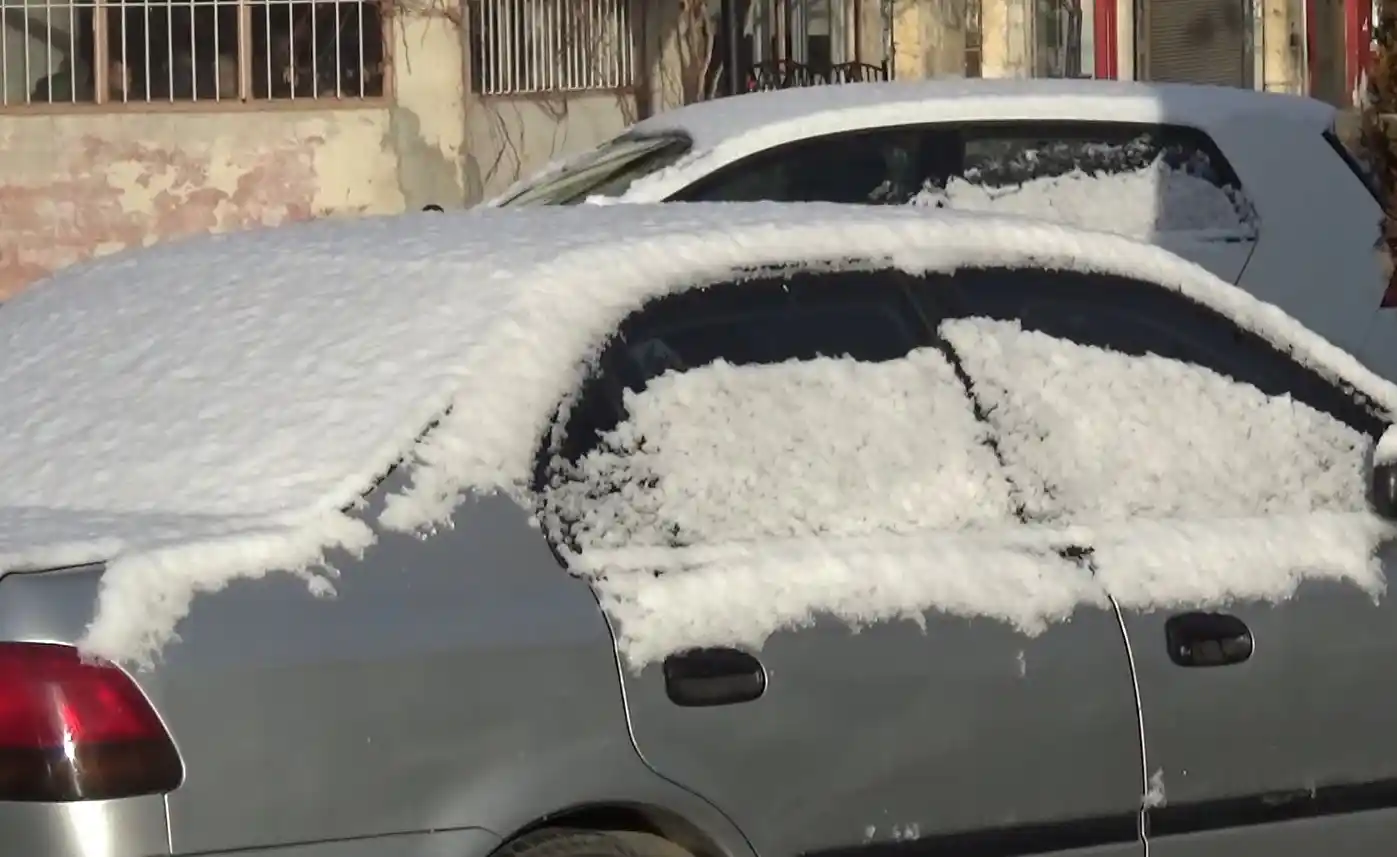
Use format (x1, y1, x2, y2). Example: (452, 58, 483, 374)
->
(910, 160, 1254, 239)
(1143, 769, 1167, 808)
(0, 202, 1393, 667)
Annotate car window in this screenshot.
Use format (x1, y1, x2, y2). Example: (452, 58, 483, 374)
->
(541, 268, 1019, 551)
(672, 129, 942, 205)
(672, 120, 1253, 236)
(923, 267, 1385, 525)
(497, 134, 693, 206)
(920, 121, 1253, 235)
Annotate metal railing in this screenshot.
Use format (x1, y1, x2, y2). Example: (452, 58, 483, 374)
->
(743, 57, 887, 91)
(1, 0, 387, 107)
(470, 0, 636, 95)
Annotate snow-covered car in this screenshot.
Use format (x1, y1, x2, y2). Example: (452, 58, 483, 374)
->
(5, 203, 1397, 857)
(492, 79, 1397, 380)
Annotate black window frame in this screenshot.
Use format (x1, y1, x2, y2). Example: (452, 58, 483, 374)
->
(533, 264, 957, 548)
(543, 265, 937, 473)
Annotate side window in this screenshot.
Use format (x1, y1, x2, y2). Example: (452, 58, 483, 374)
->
(925, 267, 1384, 525)
(914, 121, 1255, 236)
(542, 268, 1019, 552)
(672, 120, 1254, 236)
(672, 129, 948, 205)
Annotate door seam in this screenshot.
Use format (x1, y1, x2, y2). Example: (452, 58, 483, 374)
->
(1107, 592, 1151, 856)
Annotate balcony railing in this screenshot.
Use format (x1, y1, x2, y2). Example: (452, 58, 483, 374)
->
(743, 58, 889, 92)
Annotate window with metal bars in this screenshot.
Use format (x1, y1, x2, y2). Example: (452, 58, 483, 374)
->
(468, 0, 637, 95)
(1, 0, 386, 107)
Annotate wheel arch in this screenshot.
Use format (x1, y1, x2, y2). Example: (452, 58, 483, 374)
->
(500, 801, 745, 857)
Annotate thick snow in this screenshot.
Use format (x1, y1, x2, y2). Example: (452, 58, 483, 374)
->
(575, 532, 1107, 669)
(1, 201, 1393, 668)
(1377, 425, 1397, 467)
(910, 160, 1254, 238)
(556, 319, 1389, 667)
(546, 350, 1015, 549)
(577, 512, 1389, 669)
(939, 318, 1371, 523)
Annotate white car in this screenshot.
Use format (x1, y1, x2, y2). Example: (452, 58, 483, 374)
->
(492, 79, 1396, 380)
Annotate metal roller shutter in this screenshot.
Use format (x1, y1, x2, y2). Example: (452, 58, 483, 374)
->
(1143, 0, 1247, 86)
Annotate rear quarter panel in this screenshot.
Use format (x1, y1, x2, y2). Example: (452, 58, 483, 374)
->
(1210, 113, 1388, 369)
(0, 478, 753, 857)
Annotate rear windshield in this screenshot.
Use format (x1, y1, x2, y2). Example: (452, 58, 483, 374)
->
(1323, 126, 1383, 204)
(497, 134, 693, 206)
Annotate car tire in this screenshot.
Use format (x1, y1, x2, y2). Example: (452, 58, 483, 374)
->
(494, 828, 695, 857)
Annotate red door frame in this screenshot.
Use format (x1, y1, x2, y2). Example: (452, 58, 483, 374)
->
(1347, 0, 1372, 102)
(1094, 0, 1120, 78)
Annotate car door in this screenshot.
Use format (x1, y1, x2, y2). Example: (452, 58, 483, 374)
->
(541, 265, 1146, 857)
(929, 266, 1397, 856)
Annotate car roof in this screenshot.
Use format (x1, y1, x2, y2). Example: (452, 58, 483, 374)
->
(628, 78, 1337, 152)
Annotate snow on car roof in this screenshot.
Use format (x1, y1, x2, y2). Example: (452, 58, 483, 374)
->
(629, 79, 1336, 153)
(0, 201, 1390, 667)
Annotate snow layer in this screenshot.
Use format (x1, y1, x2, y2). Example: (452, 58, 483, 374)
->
(940, 318, 1371, 523)
(910, 160, 1254, 238)
(556, 318, 1390, 667)
(547, 350, 1014, 549)
(1, 201, 1393, 667)
(578, 512, 1389, 669)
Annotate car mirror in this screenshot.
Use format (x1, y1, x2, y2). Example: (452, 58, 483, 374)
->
(1373, 426, 1397, 520)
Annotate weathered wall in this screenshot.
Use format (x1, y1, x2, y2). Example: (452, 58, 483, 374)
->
(0, 9, 464, 300)
(462, 92, 637, 203)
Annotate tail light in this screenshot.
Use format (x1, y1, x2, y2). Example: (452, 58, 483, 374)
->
(0, 642, 182, 802)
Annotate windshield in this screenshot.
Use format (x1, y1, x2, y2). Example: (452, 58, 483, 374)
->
(497, 134, 693, 206)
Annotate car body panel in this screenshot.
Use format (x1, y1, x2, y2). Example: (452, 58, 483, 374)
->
(1152, 235, 1253, 285)
(1127, 552, 1397, 853)
(0, 479, 756, 857)
(179, 827, 501, 857)
(1145, 809, 1397, 857)
(621, 606, 1144, 857)
(0, 797, 170, 857)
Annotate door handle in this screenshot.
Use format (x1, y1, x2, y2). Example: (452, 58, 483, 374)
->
(663, 647, 766, 707)
(1164, 612, 1254, 667)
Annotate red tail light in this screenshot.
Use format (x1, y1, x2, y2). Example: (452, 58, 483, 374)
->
(0, 642, 182, 802)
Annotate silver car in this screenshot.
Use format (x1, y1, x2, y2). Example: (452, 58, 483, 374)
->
(4, 202, 1397, 857)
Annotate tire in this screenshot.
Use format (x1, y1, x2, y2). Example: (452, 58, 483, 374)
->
(494, 828, 695, 857)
